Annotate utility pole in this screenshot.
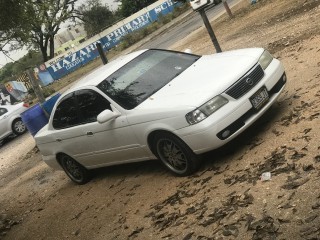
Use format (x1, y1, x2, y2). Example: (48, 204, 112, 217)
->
(96, 42, 108, 65)
(26, 68, 46, 104)
(199, 8, 222, 53)
(222, 0, 233, 18)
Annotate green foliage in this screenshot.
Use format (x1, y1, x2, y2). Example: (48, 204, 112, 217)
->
(79, 0, 117, 37)
(0, 0, 79, 62)
(42, 86, 55, 98)
(0, 0, 28, 54)
(117, 0, 158, 18)
(0, 50, 42, 83)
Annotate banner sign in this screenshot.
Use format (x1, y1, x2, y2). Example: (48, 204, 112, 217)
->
(0, 84, 21, 105)
(45, 0, 179, 80)
(46, 42, 101, 79)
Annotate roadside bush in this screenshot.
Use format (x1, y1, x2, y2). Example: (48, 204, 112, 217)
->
(118, 3, 189, 51)
(42, 86, 55, 98)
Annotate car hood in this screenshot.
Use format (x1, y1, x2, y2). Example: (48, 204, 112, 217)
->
(136, 48, 264, 110)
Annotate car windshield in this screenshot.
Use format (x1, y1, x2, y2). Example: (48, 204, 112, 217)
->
(97, 49, 200, 109)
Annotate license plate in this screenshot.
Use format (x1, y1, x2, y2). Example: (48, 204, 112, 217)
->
(250, 87, 269, 110)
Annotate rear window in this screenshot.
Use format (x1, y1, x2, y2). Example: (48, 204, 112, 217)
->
(97, 50, 199, 109)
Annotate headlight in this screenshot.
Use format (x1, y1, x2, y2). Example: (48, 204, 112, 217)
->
(258, 50, 273, 70)
(186, 96, 228, 125)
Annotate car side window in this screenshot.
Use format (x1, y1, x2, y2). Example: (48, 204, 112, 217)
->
(52, 93, 80, 129)
(0, 108, 8, 116)
(76, 89, 111, 124)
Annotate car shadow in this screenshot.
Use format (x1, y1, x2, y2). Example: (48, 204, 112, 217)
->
(0, 134, 17, 148)
(90, 160, 168, 182)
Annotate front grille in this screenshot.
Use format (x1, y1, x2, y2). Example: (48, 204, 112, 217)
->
(225, 65, 264, 99)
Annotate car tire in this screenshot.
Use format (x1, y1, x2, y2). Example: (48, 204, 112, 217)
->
(214, 0, 222, 4)
(154, 133, 200, 176)
(59, 154, 91, 184)
(12, 118, 27, 135)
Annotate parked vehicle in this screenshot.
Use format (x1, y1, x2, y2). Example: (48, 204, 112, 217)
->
(190, 0, 222, 11)
(35, 48, 286, 184)
(0, 102, 29, 141)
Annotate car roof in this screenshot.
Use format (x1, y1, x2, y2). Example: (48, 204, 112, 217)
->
(67, 49, 148, 93)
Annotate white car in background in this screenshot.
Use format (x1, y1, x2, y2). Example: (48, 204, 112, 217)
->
(35, 48, 286, 184)
(0, 102, 29, 141)
(190, 0, 222, 11)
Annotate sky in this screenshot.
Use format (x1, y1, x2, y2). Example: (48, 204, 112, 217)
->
(0, 0, 118, 68)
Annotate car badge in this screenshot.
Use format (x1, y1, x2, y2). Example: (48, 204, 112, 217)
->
(246, 77, 254, 86)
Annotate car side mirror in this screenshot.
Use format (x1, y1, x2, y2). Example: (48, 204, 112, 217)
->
(97, 109, 121, 124)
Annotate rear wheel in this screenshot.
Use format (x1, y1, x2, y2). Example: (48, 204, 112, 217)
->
(59, 155, 91, 184)
(12, 118, 27, 135)
(154, 133, 200, 176)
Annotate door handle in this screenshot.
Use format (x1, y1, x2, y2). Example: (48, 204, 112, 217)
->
(56, 138, 62, 142)
(86, 131, 94, 136)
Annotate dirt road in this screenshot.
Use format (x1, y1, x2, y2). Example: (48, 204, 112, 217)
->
(1, 0, 320, 239)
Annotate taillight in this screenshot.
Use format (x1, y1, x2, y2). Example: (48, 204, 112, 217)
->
(23, 103, 29, 108)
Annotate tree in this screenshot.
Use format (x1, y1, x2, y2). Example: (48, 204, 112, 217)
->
(0, 50, 43, 83)
(79, 0, 116, 37)
(0, 0, 79, 62)
(26, 0, 79, 62)
(116, 0, 158, 18)
(0, 0, 27, 55)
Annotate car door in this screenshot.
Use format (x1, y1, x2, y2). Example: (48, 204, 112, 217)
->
(0, 107, 9, 139)
(50, 92, 96, 164)
(75, 89, 147, 168)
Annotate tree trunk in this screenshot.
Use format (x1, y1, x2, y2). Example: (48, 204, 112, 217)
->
(38, 32, 49, 62)
(39, 43, 48, 62)
(49, 35, 55, 59)
(41, 51, 48, 62)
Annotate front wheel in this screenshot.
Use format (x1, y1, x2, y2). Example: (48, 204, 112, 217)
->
(59, 155, 91, 184)
(154, 133, 200, 176)
(12, 118, 27, 135)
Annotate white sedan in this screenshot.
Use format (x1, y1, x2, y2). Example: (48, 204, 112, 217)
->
(35, 48, 286, 184)
(0, 102, 29, 141)
(190, 0, 222, 10)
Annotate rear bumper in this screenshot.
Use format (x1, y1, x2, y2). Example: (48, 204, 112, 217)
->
(42, 154, 63, 170)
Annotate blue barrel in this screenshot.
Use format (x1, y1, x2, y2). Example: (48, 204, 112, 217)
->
(42, 93, 61, 116)
(21, 104, 49, 136)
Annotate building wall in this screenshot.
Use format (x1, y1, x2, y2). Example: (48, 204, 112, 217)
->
(54, 25, 87, 55)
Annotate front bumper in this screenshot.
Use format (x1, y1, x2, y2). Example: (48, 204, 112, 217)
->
(175, 59, 286, 154)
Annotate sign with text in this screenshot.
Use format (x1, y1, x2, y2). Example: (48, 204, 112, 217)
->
(45, 0, 179, 80)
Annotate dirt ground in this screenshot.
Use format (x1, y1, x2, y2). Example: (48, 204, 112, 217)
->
(1, 0, 320, 239)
